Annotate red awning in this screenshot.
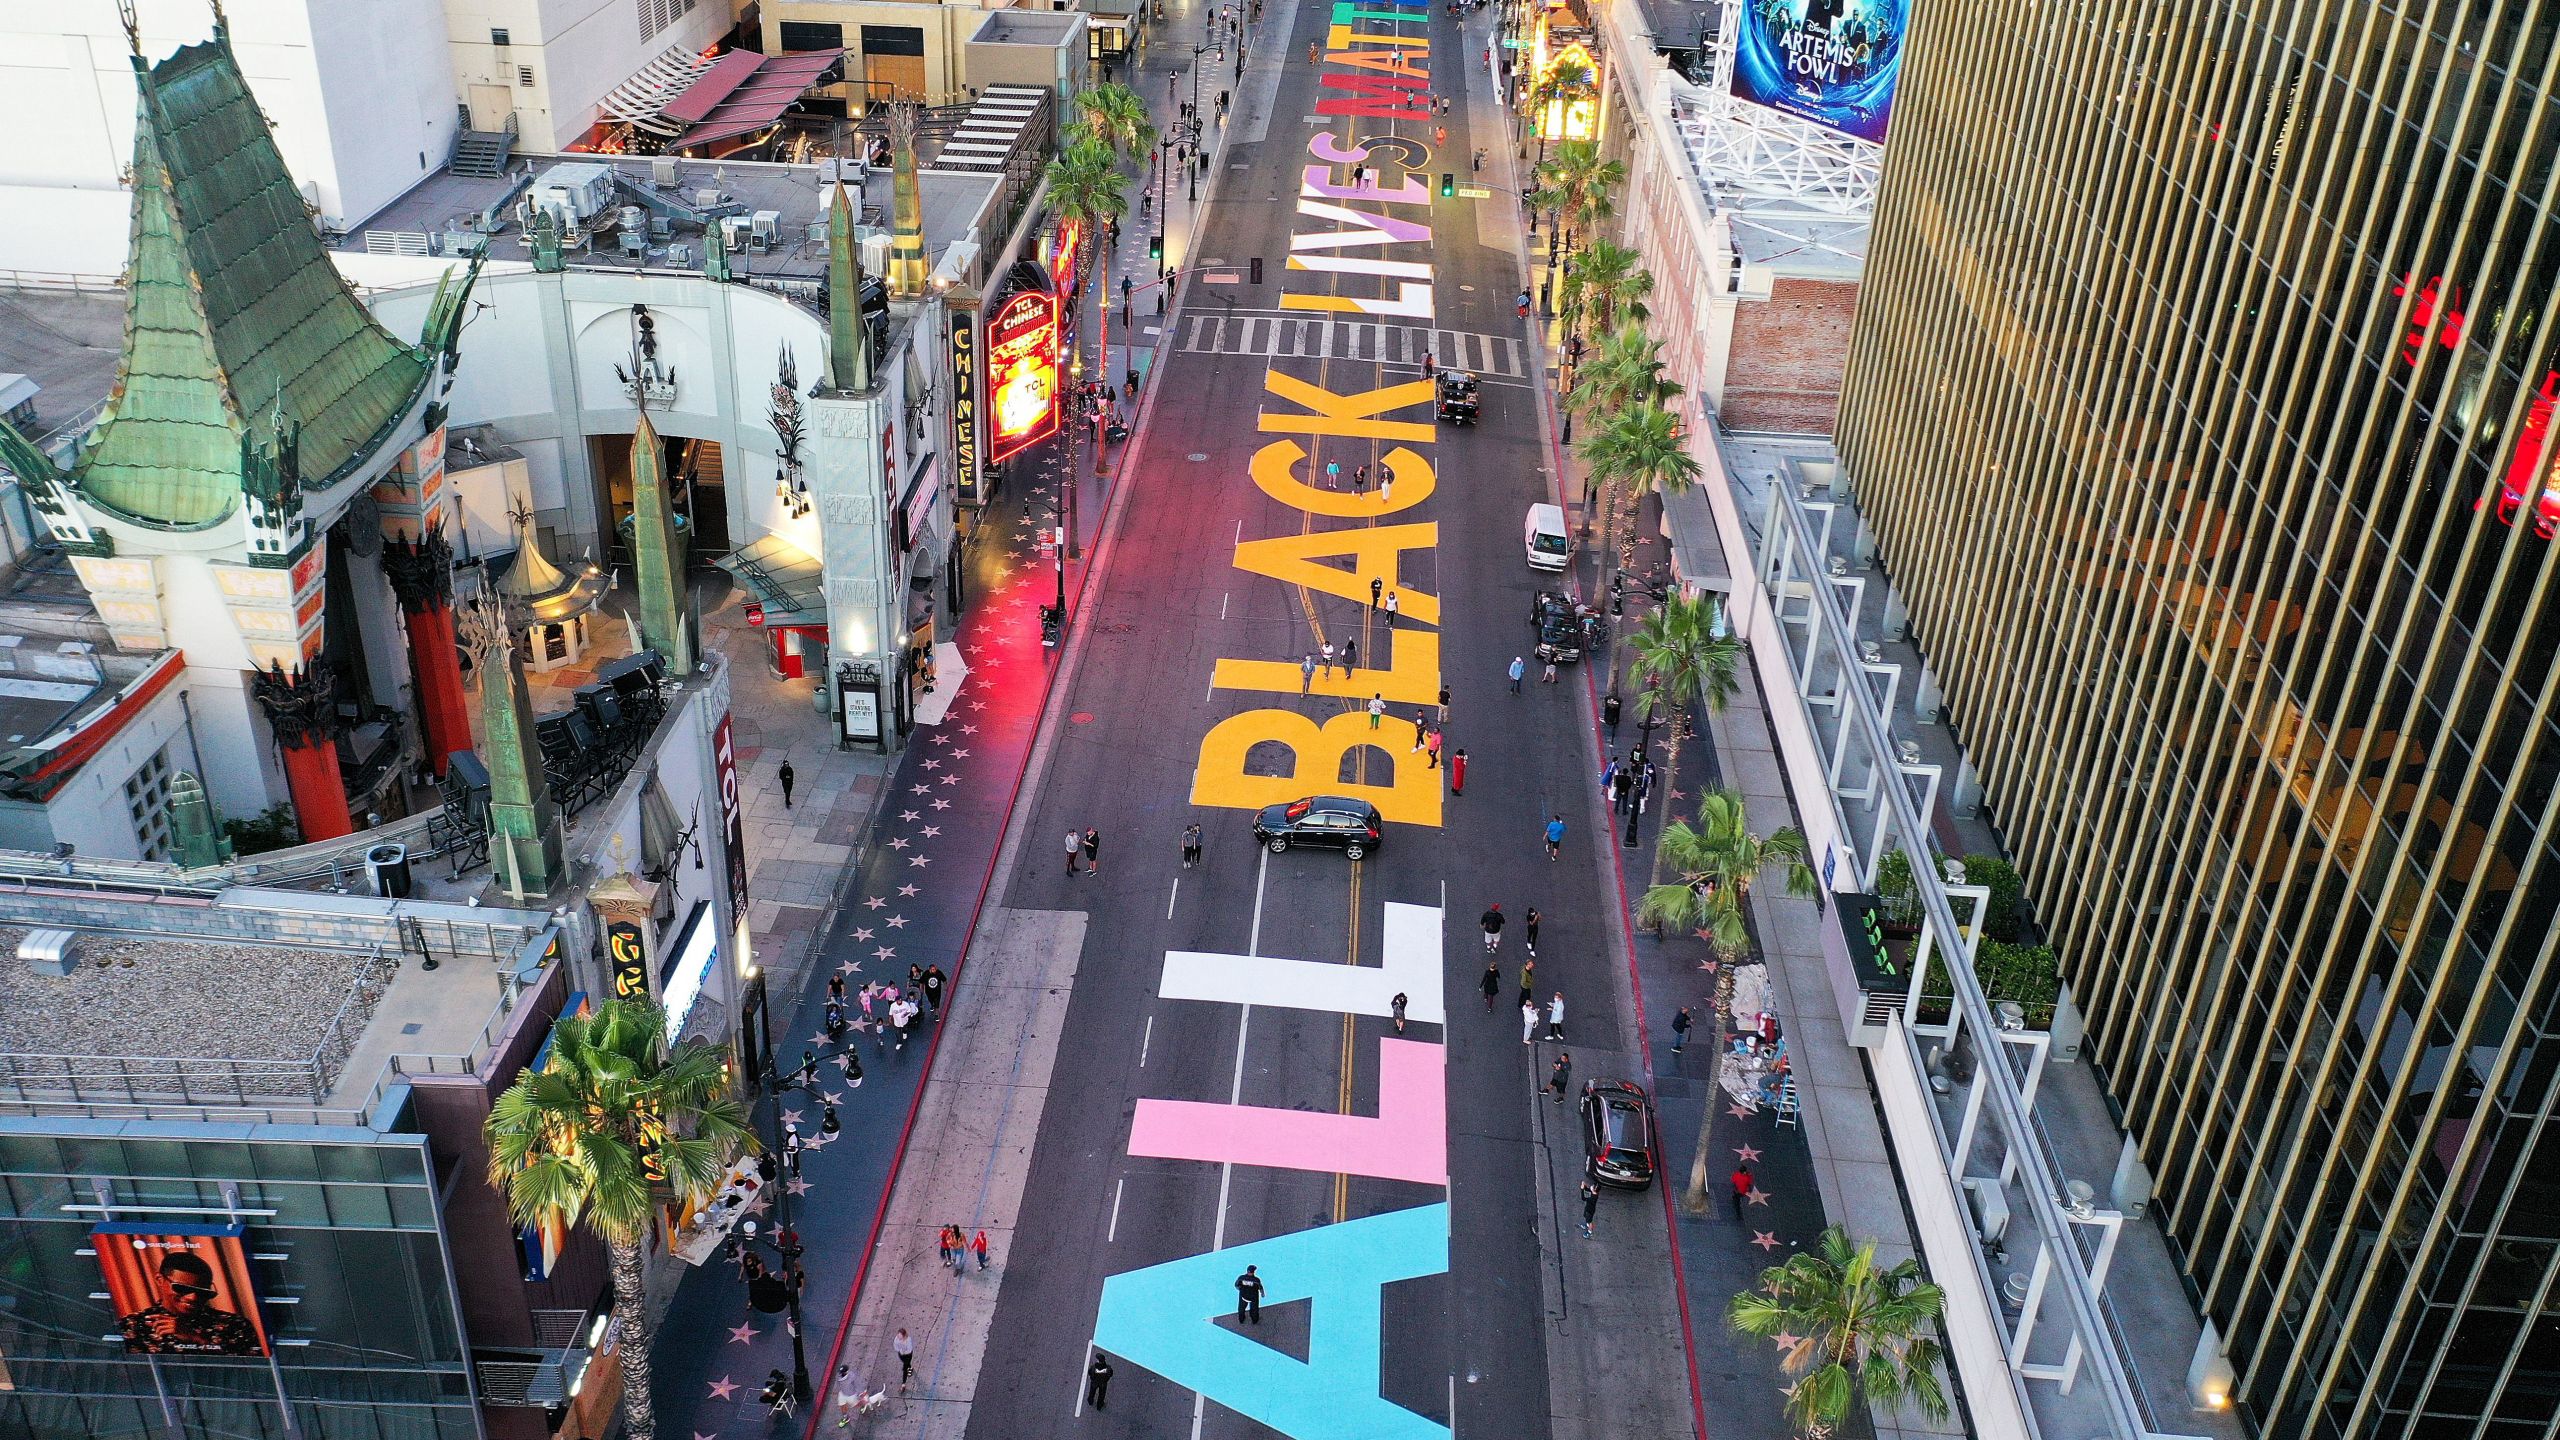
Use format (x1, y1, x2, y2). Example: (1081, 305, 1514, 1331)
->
(677, 49, 845, 150)
(662, 50, 766, 125)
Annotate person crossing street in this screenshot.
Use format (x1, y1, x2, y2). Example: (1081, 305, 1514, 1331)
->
(1480, 903, 1505, 952)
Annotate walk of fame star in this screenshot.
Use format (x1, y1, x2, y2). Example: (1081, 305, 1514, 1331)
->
(706, 1377, 738, 1400)
(1751, 1231, 1781, 1251)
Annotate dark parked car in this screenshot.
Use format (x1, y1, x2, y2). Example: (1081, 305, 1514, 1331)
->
(1581, 1079, 1656, 1189)
(1532, 590, 1585, 664)
(1252, 795, 1386, 860)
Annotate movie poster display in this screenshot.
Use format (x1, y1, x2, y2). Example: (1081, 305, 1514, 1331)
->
(987, 290, 1062, 464)
(93, 1223, 271, 1357)
(1728, 0, 1907, 145)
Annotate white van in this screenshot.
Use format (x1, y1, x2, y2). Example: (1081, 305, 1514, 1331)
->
(1525, 503, 1570, 571)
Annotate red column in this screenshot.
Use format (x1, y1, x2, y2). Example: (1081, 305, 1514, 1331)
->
(279, 738, 355, 841)
(406, 599, 472, 776)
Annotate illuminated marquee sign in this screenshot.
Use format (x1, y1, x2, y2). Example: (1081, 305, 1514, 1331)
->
(1729, 0, 1907, 144)
(951, 311, 982, 502)
(1047, 218, 1087, 297)
(987, 290, 1061, 465)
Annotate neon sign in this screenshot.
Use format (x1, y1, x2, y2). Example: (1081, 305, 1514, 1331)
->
(1047, 218, 1086, 297)
(987, 290, 1061, 464)
(2485, 369, 2560, 539)
(2393, 272, 2467, 365)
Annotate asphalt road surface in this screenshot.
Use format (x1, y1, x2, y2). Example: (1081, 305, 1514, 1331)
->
(964, 6, 1630, 1438)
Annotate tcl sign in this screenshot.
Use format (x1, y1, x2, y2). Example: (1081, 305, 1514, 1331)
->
(713, 713, 748, 913)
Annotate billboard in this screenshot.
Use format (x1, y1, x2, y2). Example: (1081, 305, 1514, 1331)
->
(1728, 0, 1907, 145)
(987, 290, 1062, 465)
(93, 1223, 272, 1357)
(950, 312, 982, 503)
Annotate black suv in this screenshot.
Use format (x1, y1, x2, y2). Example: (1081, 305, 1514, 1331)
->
(1580, 1079, 1657, 1189)
(1252, 796, 1386, 860)
(1532, 591, 1586, 664)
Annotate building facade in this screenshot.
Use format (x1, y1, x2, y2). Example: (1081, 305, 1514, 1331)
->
(1834, 3, 2560, 1437)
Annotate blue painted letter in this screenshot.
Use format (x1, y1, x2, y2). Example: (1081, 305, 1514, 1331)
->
(1093, 1203, 1449, 1440)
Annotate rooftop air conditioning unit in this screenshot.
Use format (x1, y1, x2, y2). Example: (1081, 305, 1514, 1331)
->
(19, 928, 77, 978)
(652, 157, 680, 187)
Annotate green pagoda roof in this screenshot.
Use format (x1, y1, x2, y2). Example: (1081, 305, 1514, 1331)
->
(73, 25, 432, 530)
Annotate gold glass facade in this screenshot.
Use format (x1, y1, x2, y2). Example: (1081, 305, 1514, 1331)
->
(1834, 5, 2560, 1438)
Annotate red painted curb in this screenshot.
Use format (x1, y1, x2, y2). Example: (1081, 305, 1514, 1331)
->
(1529, 312, 1716, 1440)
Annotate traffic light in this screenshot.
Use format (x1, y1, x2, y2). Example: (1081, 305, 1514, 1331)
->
(1149, 231, 1164, 259)
(1440, 172, 1455, 198)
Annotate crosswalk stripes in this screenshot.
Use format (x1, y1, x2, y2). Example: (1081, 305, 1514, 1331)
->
(1174, 314, 1529, 382)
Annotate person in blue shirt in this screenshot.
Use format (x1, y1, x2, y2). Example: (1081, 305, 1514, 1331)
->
(1545, 815, 1566, 860)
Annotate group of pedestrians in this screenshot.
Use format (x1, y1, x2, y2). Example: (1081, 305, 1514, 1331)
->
(824, 967, 944, 1053)
(1600, 750, 1658, 817)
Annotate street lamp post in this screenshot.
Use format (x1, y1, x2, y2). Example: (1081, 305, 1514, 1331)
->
(1623, 701, 1661, 849)
(749, 1101, 814, 1402)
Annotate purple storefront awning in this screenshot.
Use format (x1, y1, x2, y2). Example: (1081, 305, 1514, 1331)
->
(674, 49, 846, 150)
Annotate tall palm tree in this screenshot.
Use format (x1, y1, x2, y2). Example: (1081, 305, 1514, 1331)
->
(1044, 138, 1133, 471)
(1536, 140, 1625, 249)
(1579, 398, 1701, 569)
(485, 1000, 754, 1440)
(1639, 785, 1812, 957)
(1621, 590, 1740, 862)
(1071, 82, 1159, 164)
(1560, 241, 1652, 343)
(1730, 1226, 1952, 1435)
(1525, 65, 1598, 182)
(1567, 322, 1679, 420)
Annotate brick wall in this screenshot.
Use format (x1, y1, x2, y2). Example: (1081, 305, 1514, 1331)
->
(1721, 278, 1860, 436)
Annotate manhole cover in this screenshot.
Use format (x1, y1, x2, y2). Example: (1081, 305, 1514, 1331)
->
(1071, 711, 1095, 724)
(1188, 452, 1211, 462)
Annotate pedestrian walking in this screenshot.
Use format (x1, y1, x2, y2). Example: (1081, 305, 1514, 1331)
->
(894, 1328, 916, 1386)
(1517, 958, 1536, 1011)
(1410, 709, 1429, 749)
(1473, 146, 1486, 173)
(1342, 637, 1357, 672)
(1450, 747, 1468, 793)
(1370, 576, 1384, 611)
(1353, 463, 1369, 491)
(1392, 991, 1408, 1033)
(1235, 1265, 1266, 1323)
(1440, 94, 1452, 115)
(936, 1226, 957, 1265)
(1542, 658, 1558, 684)
(1580, 1178, 1600, 1237)
(1385, 589, 1400, 627)
(923, 964, 947, 1013)
(1524, 906, 1541, 954)
(909, 963, 926, 997)
(1480, 903, 1505, 952)
(1730, 1166, 1754, 1220)
(1326, 459, 1341, 487)
(779, 759, 796, 809)
(1517, 289, 1532, 319)
(1671, 1005, 1693, 1053)
(1086, 1351, 1116, 1408)
(1612, 767, 1634, 813)
(1521, 998, 1539, 1044)
(1437, 683, 1450, 724)
(1545, 814, 1566, 859)
(825, 999, 848, 1042)
(1425, 728, 1443, 768)
(891, 997, 919, 1049)
(1508, 656, 1525, 692)
(1546, 990, 1566, 1040)
(1368, 694, 1386, 728)
(1381, 473, 1395, 505)
(972, 1229, 991, 1269)
(1321, 640, 1337, 677)
(1434, 123, 1447, 148)
(784, 1122, 804, 1169)
(1547, 1051, 1572, 1103)
(829, 973, 846, 1008)
(1181, 822, 1203, 868)
(1066, 830, 1082, 875)
(1422, 350, 1436, 378)
(1301, 653, 1316, 693)
(1481, 960, 1502, 1010)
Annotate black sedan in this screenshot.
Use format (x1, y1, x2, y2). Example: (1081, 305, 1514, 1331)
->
(1252, 796, 1386, 860)
(1581, 1078, 1657, 1189)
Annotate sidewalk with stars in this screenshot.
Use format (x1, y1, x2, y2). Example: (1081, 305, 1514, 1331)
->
(649, 434, 1091, 1440)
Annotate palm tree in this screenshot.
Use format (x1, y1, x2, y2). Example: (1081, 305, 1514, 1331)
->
(1729, 1226, 1952, 1435)
(1044, 137, 1133, 471)
(1579, 398, 1701, 573)
(1567, 322, 1679, 420)
(1560, 241, 1652, 344)
(1071, 82, 1159, 164)
(485, 999, 755, 1440)
(1525, 64, 1598, 180)
(1621, 591, 1741, 872)
(1640, 785, 1812, 957)
(1536, 140, 1625, 249)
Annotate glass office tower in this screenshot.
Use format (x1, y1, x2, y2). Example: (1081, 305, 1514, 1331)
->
(1835, 4, 2559, 1437)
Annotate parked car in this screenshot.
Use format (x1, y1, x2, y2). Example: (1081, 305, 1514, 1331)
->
(1581, 1078, 1656, 1189)
(1532, 590, 1585, 664)
(1252, 795, 1386, 860)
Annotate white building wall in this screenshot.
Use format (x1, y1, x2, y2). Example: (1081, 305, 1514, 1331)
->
(0, 0, 455, 279)
(443, 0, 735, 154)
(0, 678, 197, 861)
